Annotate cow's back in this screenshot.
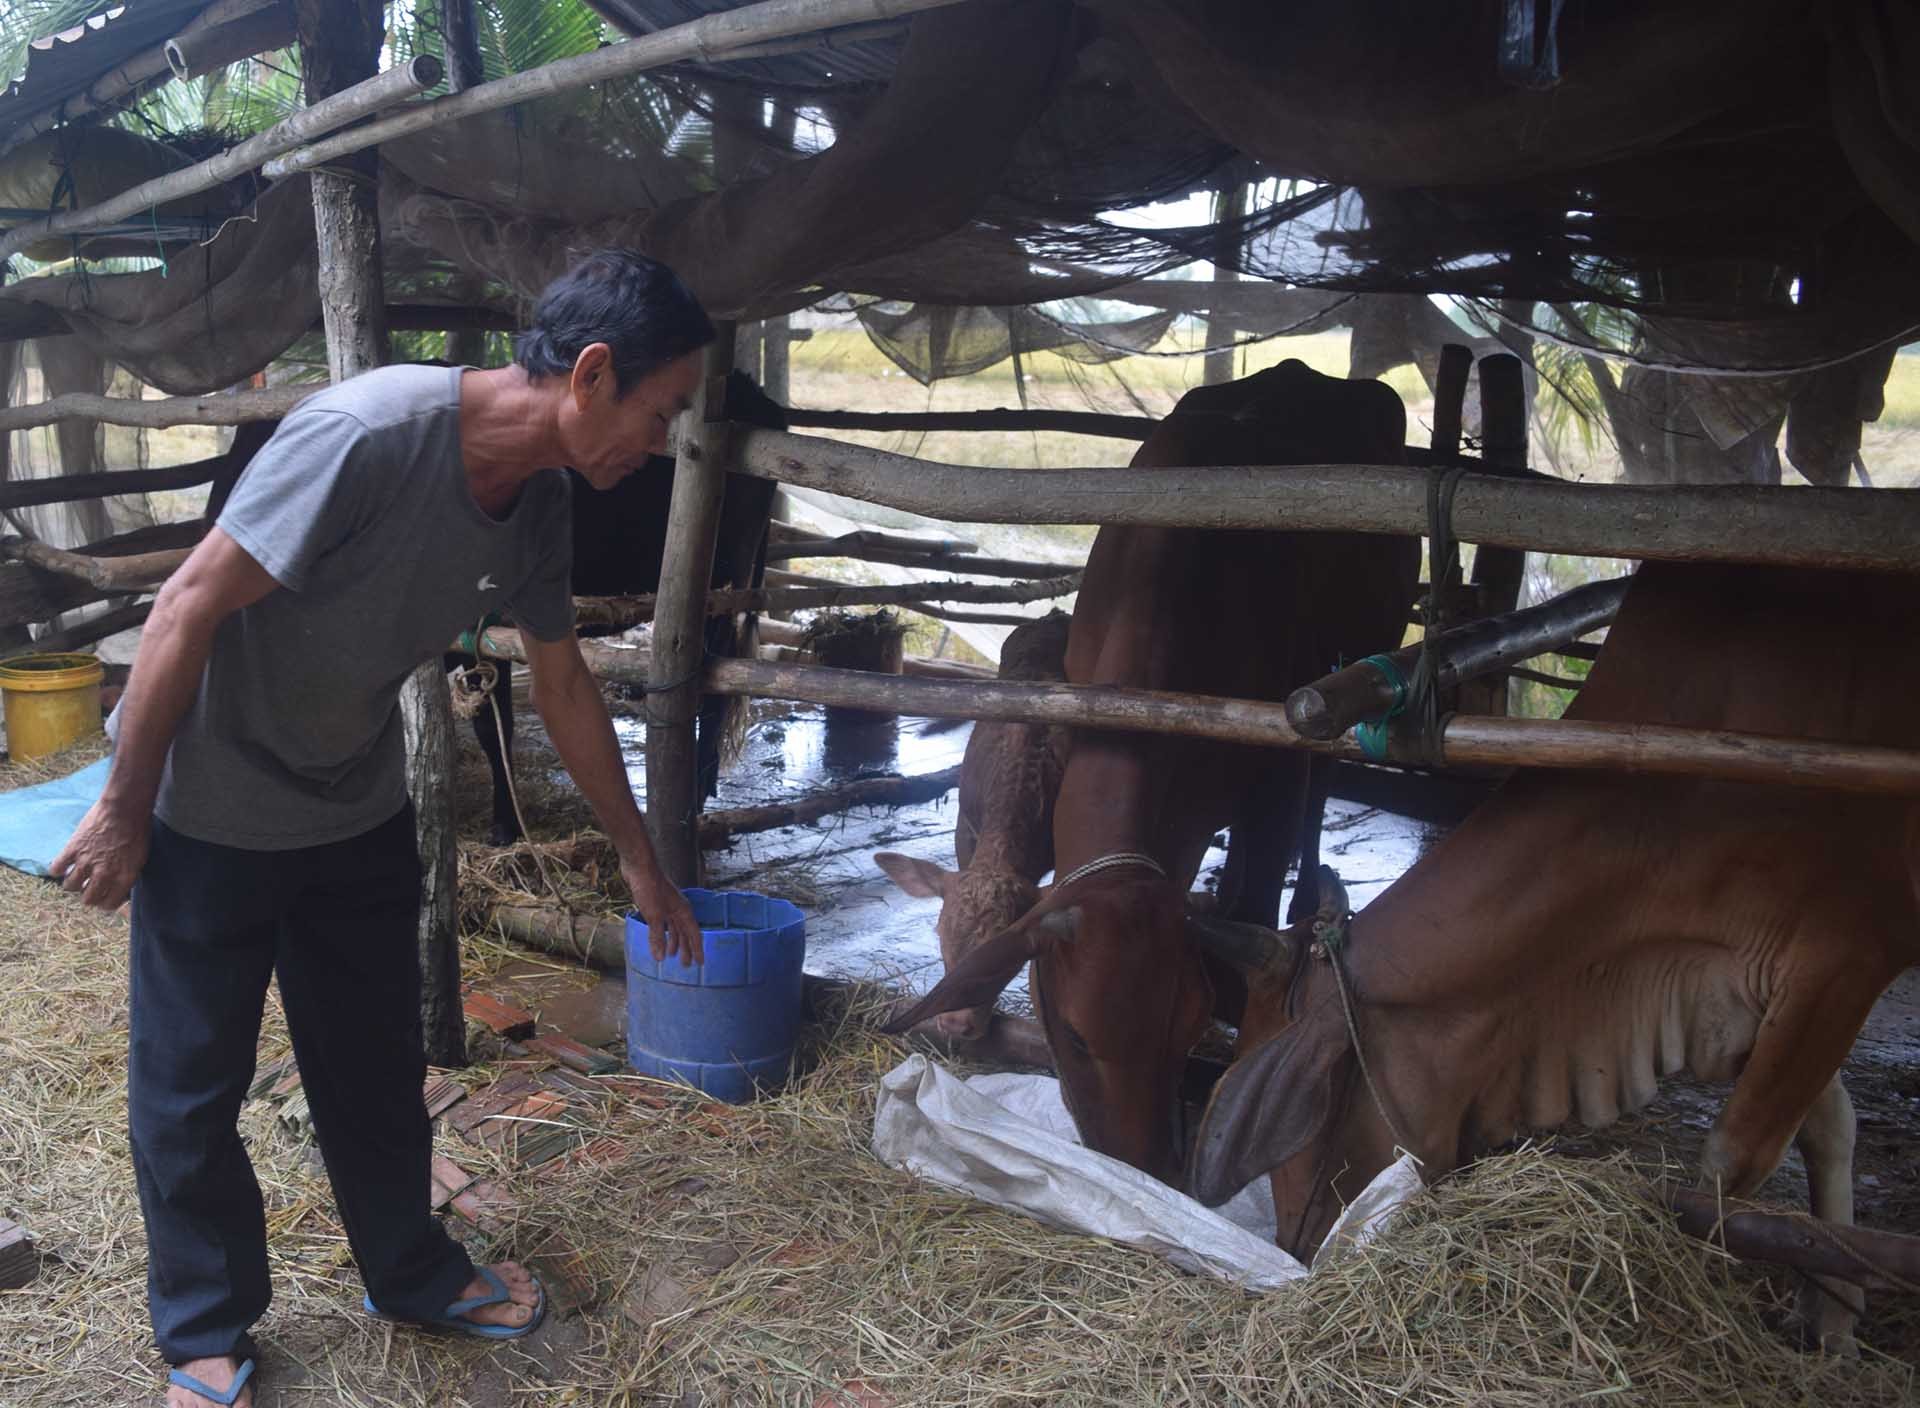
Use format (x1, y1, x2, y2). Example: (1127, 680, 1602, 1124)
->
(1063, 361, 1418, 846)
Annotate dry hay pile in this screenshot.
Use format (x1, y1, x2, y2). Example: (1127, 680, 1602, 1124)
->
(4, 742, 1917, 1406)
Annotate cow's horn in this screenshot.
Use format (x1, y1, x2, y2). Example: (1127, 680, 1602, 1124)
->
(1184, 911, 1287, 973)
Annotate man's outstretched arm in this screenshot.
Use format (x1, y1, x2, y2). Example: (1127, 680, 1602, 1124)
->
(50, 528, 279, 909)
(519, 629, 706, 964)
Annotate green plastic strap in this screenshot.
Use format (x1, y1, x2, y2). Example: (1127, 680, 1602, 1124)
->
(458, 610, 507, 656)
(1351, 652, 1410, 763)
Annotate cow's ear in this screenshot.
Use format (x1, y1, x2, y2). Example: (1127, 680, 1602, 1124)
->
(874, 852, 951, 900)
(1186, 1022, 1354, 1207)
(881, 905, 1078, 1035)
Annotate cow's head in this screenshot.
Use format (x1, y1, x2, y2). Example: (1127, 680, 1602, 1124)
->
(1185, 867, 1373, 1258)
(873, 851, 1041, 1042)
(884, 872, 1216, 1186)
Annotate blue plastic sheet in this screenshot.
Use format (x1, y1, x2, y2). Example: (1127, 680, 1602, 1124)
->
(0, 756, 108, 876)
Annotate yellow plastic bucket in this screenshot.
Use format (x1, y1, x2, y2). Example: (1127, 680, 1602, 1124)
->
(0, 653, 105, 762)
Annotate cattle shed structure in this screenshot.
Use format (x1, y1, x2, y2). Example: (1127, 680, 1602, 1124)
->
(2, 0, 1920, 1399)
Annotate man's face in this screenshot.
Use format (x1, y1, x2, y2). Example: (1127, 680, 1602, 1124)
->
(561, 345, 704, 490)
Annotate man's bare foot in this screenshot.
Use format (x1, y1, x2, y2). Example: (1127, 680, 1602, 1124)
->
(454, 1259, 540, 1329)
(165, 1355, 251, 1407)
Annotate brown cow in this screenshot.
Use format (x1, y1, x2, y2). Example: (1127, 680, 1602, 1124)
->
(1187, 560, 1920, 1351)
(888, 360, 1420, 1184)
(875, 611, 1073, 1041)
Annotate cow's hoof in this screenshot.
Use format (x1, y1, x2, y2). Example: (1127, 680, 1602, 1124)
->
(488, 822, 523, 848)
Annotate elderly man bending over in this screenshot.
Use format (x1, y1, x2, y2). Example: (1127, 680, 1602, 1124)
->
(53, 249, 712, 1408)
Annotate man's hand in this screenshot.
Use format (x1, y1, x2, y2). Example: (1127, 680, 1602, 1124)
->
(623, 856, 705, 966)
(49, 799, 150, 912)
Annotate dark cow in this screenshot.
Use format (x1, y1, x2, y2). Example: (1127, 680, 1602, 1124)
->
(1187, 560, 1920, 1351)
(206, 368, 786, 844)
(874, 610, 1073, 1041)
(889, 360, 1421, 1184)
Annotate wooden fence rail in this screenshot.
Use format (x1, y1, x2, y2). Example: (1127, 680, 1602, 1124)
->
(465, 627, 1920, 799)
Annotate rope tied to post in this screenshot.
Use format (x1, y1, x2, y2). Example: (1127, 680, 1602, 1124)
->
(1352, 465, 1467, 766)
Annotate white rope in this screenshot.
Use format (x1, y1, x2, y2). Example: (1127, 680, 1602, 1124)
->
(1052, 850, 1166, 891)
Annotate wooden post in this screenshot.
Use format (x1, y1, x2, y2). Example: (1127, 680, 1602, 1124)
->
(440, 0, 490, 371)
(1429, 344, 1472, 459)
(1458, 352, 1530, 716)
(645, 325, 738, 885)
(296, 0, 463, 1067)
(1202, 180, 1247, 386)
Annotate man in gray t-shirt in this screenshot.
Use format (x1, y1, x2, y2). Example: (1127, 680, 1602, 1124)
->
(52, 250, 712, 1408)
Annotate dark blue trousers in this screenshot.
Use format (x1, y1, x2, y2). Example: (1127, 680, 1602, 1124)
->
(128, 804, 475, 1365)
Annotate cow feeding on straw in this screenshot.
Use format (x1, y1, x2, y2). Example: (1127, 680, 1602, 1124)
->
(875, 611, 1073, 1041)
(1186, 560, 1920, 1352)
(888, 359, 1420, 1185)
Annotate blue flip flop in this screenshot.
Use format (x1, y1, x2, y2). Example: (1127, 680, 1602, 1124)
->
(168, 1356, 256, 1405)
(363, 1265, 547, 1340)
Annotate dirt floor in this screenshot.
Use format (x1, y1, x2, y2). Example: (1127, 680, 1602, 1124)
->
(0, 705, 1916, 1405)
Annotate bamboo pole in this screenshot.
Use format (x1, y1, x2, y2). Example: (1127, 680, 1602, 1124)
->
(0, 0, 287, 162)
(1287, 577, 1628, 741)
(783, 406, 1155, 440)
(0, 55, 444, 265)
(0, 385, 313, 434)
(769, 523, 977, 553)
(601, 654, 1920, 800)
(646, 329, 739, 886)
(730, 429, 1920, 573)
(164, 4, 297, 81)
(571, 573, 1081, 629)
(767, 537, 1080, 578)
(257, 0, 973, 182)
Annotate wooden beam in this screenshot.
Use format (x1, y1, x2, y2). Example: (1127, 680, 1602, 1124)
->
(464, 637, 1920, 797)
(783, 406, 1156, 440)
(647, 328, 738, 885)
(0, 456, 226, 511)
(1665, 1185, 1920, 1293)
(696, 763, 961, 844)
(0, 601, 153, 659)
(0, 521, 207, 592)
(571, 573, 1081, 629)
(1457, 352, 1530, 716)
(731, 429, 1920, 573)
(0, 55, 442, 264)
(0, 385, 313, 434)
(258, 0, 972, 182)
(767, 537, 1080, 578)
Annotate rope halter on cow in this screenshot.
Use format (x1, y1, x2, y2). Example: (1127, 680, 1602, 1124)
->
(1051, 851, 1167, 891)
(1311, 908, 1419, 1164)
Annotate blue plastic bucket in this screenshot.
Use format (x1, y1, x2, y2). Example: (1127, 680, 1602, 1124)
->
(625, 888, 807, 1103)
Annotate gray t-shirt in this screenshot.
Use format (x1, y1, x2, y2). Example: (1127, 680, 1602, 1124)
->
(123, 363, 574, 850)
